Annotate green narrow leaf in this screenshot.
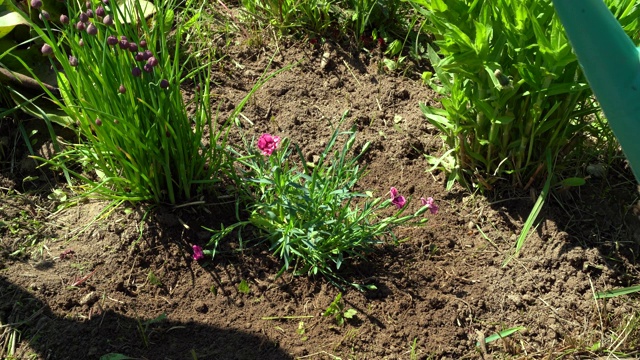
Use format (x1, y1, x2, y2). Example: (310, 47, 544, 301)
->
(479, 326, 525, 346)
(99, 354, 137, 360)
(595, 285, 640, 299)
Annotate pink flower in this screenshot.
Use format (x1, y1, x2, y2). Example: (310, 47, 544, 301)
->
(420, 197, 438, 215)
(390, 187, 406, 209)
(257, 134, 281, 156)
(192, 245, 204, 261)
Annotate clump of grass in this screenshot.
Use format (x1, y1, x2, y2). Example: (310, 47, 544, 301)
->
(18, 0, 230, 204)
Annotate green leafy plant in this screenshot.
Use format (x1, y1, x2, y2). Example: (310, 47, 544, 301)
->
(323, 292, 356, 326)
(207, 113, 437, 289)
(411, 0, 640, 190)
(14, 0, 229, 204)
(237, 279, 251, 294)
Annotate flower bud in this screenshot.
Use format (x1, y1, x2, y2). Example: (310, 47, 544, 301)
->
(120, 35, 127, 41)
(139, 40, 147, 48)
(107, 35, 117, 46)
(41, 44, 53, 55)
(76, 21, 86, 31)
(60, 14, 69, 24)
(134, 52, 144, 61)
(86, 23, 97, 35)
(69, 56, 78, 66)
(143, 63, 153, 73)
(118, 39, 129, 49)
(39, 11, 51, 21)
(118, 84, 126, 94)
(160, 79, 169, 89)
(143, 50, 152, 60)
(147, 56, 158, 67)
(30, 0, 42, 9)
(95, 118, 102, 126)
(86, 9, 94, 18)
(79, 39, 84, 47)
(103, 14, 113, 26)
(128, 43, 138, 52)
(95, 6, 105, 17)
(86, 1, 92, 8)
(132, 67, 141, 77)
(103, 0, 109, 4)
(79, 12, 88, 23)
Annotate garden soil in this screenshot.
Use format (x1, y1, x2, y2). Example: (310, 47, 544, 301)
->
(2, 38, 640, 360)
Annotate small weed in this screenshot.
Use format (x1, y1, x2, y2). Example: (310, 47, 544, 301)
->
(237, 279, 250, 294)
(136, 313, 167, 348)
(147, 270, 162, 286)
(323, 293, 357, 326)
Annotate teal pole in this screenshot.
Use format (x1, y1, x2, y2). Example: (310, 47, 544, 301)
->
(553, 0, 640, 182)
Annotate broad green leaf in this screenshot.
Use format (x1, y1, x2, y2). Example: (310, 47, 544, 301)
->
(118, 0, 156, 24)
(0, 11, 29, 39)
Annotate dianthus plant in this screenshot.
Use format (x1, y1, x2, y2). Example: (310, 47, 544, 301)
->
(207, 113, 437, 289)
(20, 0, 226, 204)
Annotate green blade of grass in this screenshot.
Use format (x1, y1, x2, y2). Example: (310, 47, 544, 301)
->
(595, 285, 640, 299)
(477, 326, 525, 346)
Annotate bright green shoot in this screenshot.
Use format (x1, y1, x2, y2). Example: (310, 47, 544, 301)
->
(323, 292, 357, 326)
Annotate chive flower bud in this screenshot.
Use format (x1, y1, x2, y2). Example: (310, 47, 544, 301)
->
(76, 21, 85, 31)
(30, 0, 42, 9)
(39, 11, 50, 21)
(60, 14, 69, 24)
(120, 35, 127, 41)
(118, 39, 129, 49)
(79, 39, 84, 47)
(143, 50, 152, 60)
(79, 12, 88, 23)
(95, 118, 102, 127)
(103, 0, 109, 4)
(86, 9, 94, 18)
(147, 56, 158, 67)
(134, 52, 144, 61)
(160, 79, 169, 89)
(103, 14, 113, 26)
(132, 67, 141, 77)
(95, 6, 105, 17)
(139, 40, 147, 48)
(41, 44, 53, 55)
(143, 64, 153, 73)
(118, 84, 126, 94)
(86, 1, 92, 8)
(107, 35, 117, 46)
(86, 23, 97, 35)
(128, 43, 138, 52)
(69, 56, 78, 66)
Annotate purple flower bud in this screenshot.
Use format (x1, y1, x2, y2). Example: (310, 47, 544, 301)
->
(60, 14, 69, 24)
(118, 39, 129, 49)
(30, 0, 42, 9)
(142, 50, 153, 60)
(69, 56, 78, 66)
(86, 1, 92, 9)
(120, 35, 127, 41)
(95, 118, 102, 127)
(118, 84, 126, 94)
(132, 67, 141, 77)
(143, 63, 153, 73)
(86, 23, 97, 35)
(107, 35, 117, 46)
(95, 6, 105, 17)
(76, 21, 86, 31)
(79, 39, 84, 47)
(103, 0, 109, 4)
(41, 44, 53, 55)
(139, 40, 147, 48)
(128, 43, 138, 52)
(103, 14, 113, 26)
(146, 56, 158, 67)
(134, 52, 144, 61)
(86, 9, 94, 18)
(160, 79, 169, 89)
(79, 12, 88, 23)
(39, 11, 51, 21)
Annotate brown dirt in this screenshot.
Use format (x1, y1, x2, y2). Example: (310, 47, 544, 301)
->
(2, 38, 640, 360)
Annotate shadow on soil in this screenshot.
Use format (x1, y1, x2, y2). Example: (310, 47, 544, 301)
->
(0, 277, 294, 360)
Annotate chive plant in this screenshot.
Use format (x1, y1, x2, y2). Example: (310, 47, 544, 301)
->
(23, 0, 228, 204)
